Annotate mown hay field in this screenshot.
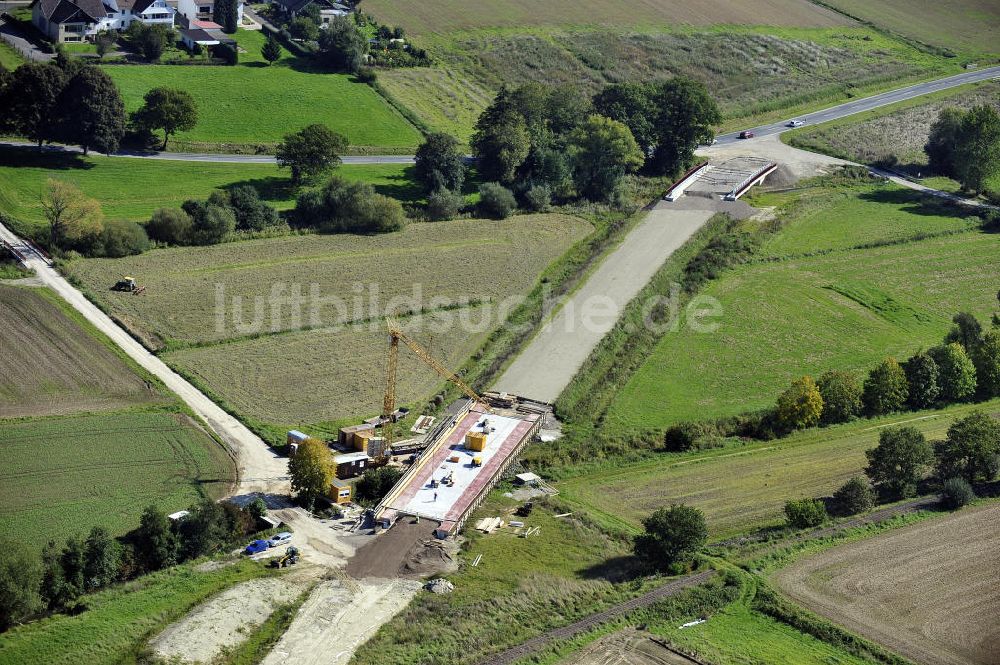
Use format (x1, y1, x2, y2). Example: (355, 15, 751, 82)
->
(362, 0, 851, 35)
(378, 27, 950, 140)
(605, 186, 997, 433)
(0, 145, 417, 228)
(65, 214, 592, 348)
(820, 0, 1000, 54)
(104, 31, 421, 152)
(0, 410, 234, 549)
(787, 81, 1000, 172)
(557, 401, 996, 538)
(773, 502, 1000, 665)
(0, 284, 165, 418)
(164, 307, 495, 429)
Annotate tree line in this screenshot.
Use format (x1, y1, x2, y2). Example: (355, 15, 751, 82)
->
(0, 60, 198, 155)
(0, 497, 270, 631)
(925, 104, 1000, 195)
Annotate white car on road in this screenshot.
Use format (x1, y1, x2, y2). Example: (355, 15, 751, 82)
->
(786, 119, 806, 127)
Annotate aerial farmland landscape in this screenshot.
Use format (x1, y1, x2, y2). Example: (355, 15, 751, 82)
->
(0, 0, 998, 663)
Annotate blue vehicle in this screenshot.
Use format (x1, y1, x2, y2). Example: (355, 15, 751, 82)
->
(244, 539, 269, 555)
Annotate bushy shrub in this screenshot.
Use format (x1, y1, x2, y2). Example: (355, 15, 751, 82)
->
(523, 183, 552, 212)
(939, 477, 975, 509)
(784, 498, 827, 528)
(477, 182, 516, 219)
(293, 176, 404, 234)
(100, 220, 149, 257)
(146, 207, 193, 246)
(817, 370, 862, 425)
(228, 185, 280, 231)
(182, 199, 235, 245)
(355, 66, 377, 84)
(426, 187, 463, 221)
(832, 476, 875, 516)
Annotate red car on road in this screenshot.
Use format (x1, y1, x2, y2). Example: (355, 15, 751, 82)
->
(739, 130, 755, 139)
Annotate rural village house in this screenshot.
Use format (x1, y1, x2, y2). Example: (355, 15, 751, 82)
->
(270, 0, 349, 26)
(31, 0, 175, 42)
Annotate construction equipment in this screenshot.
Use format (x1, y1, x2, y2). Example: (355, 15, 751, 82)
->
(380, 317, 485, 458)
(269, 546, 300, 568)
(112, 276, 145, 294)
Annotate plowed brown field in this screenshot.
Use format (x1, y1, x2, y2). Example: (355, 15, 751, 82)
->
(773, 503, 1000, 665)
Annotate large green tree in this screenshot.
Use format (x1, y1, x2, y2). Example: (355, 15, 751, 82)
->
(593, 82, 658, 160)
(414, 132, 467, 193)
(134, 505, 178, 573)
(648, 77, 721, 176)
(83, 526, 120, 591)
(2, 63, 67, 147)
(132, 87, 198, 149)
(288, 437, 335, 509)
(317, 16, 368, 72)
(0, 539, 43, 630)
(57, 66, 126, 155)
(633, 504, 707, 570)
(924, 107, 964, 177)
(973, 330, 1000, 398)
(935, 410, 1000, 482)
(929, 342, 977, 402)
(862, 357, 909, 416)
(276, 123, 349, 185)
(816, 370, 862, 424)
(471, 95, 531, 185)
(213, 0, 239, 33)
(953, 105, 1000, 193)
(865, 426, 934, 498)
(903, 350, 941, 409)
(567, 114, 644, 201)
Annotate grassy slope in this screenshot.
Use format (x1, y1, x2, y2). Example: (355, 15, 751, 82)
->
(0, 410, 234, 549)
(103, 30, 421, 151)
(605, 184, 995, 434)
(556, 400, 998, 538)
(0, 559, 269, 665)
(819, 0, 1000, 55)
(377, 25, 955, 141)
(0, 39, 24, 70)
(0, 145, 417, 228)
(362, 0, 850, 34)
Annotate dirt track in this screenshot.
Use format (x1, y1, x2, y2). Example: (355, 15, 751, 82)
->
(773, 503, 1000, 665)
(563, 630, 703, 665)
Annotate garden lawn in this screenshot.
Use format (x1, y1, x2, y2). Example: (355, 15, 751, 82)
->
(0, 145, 416, 228)
(0, 410, 234, 549)
(0, 559, 268, 665)
(0, 39, 23, 69)
(103, 29, 422, 152)
(557, 400, 999, 538)
(604, 226, 997, 434)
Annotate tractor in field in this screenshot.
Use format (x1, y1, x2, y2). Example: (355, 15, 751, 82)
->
(270, 546, 300, 568)
(112, 276, 145, 294)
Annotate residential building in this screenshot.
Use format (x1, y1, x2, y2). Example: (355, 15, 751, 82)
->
(31, 0, 175, 42)
(169, 0, 243, 28)
(271, 0, 348, 26)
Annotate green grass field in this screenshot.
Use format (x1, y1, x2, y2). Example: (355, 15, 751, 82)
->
(377, 25, 953, 141)
(0, 410, 234, 549)
(603, 182, 996, 435)
(0, 558, 268, 665)
(557, 400, 998, 538)
(0, 39, 24, 69)
(819, 0, 1000, 55)
(0, 145, 417, 228)
(102, 30, 421, 152)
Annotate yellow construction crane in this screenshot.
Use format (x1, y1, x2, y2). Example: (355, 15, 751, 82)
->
(381, 317, 483, 454)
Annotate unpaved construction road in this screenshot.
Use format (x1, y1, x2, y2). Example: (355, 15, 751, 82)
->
(492, 204, 717, 403)
(261, 577, 422, 665)
(151, 573, 315, 663)
(0, 219, 289, 496)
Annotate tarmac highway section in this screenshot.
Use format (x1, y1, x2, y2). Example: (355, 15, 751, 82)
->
(716, 65, 1000, 145)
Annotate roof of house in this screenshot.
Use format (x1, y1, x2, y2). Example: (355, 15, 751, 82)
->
(179, 27, 220, 43)
(32, 0, 107, 23)
(116, 0, 158, 13)
(191, 18, 222, 28)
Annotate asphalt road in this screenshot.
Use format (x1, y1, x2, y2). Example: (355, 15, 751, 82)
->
(716, 66, 1000, 145)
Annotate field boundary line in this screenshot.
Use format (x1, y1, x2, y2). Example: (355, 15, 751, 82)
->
(861, 414, 938, 431)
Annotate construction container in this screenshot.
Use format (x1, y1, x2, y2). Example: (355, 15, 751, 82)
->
(367, 436, 387, 460)
(334, 452, 369, 479)
(465, 431, 488, 452)
(287, 430, 309, 447)
(353, 429, 376, 452)
(339, 424, 375, 448)
(329, 479, 352, 504)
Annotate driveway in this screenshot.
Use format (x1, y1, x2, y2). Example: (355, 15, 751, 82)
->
(0, 15, 52, 62)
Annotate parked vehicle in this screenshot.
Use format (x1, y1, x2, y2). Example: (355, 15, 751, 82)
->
(739, 130, 755, 139)
(270, 546, 300, 568)
(268, 532, 293, 548)
(786, 120, 805, 127)
(245, 539, 269, 555)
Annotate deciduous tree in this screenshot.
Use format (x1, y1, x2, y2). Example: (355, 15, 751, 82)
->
(924, 107, 963, 177)
(903, 350, 941, 409)
(832, 477, 875, 516)
(862, 357, 908, 415)
(567, 114, 644, 201)
(471, 99, 531, 185)
(775, 375, 824, 431)
(935, 410, 1000, 482)
(784, 498, 826, 528)
(133, 505, 178, 573)
(132, 87, 197, 150)
(83, 526, 120, 590)
(317, 16, 368, 72)
(973, 330, 1000, 398)
(816, 370, 862, 425)
(633, 504, 707, 570)
(929, 342, 977, 402)
(648, 77, 721, 177)
(0, 538, 42, 630)
(414, 132, 466, 193)
(953, 105, 1000, 193)
(276, 123, 348, 185)
(2, 63, 67, 147)
(41, 179, 104, 251)
(865, 426, 933, 498)
(288, 438, 335, 509)
(57, 66, 126, 155)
